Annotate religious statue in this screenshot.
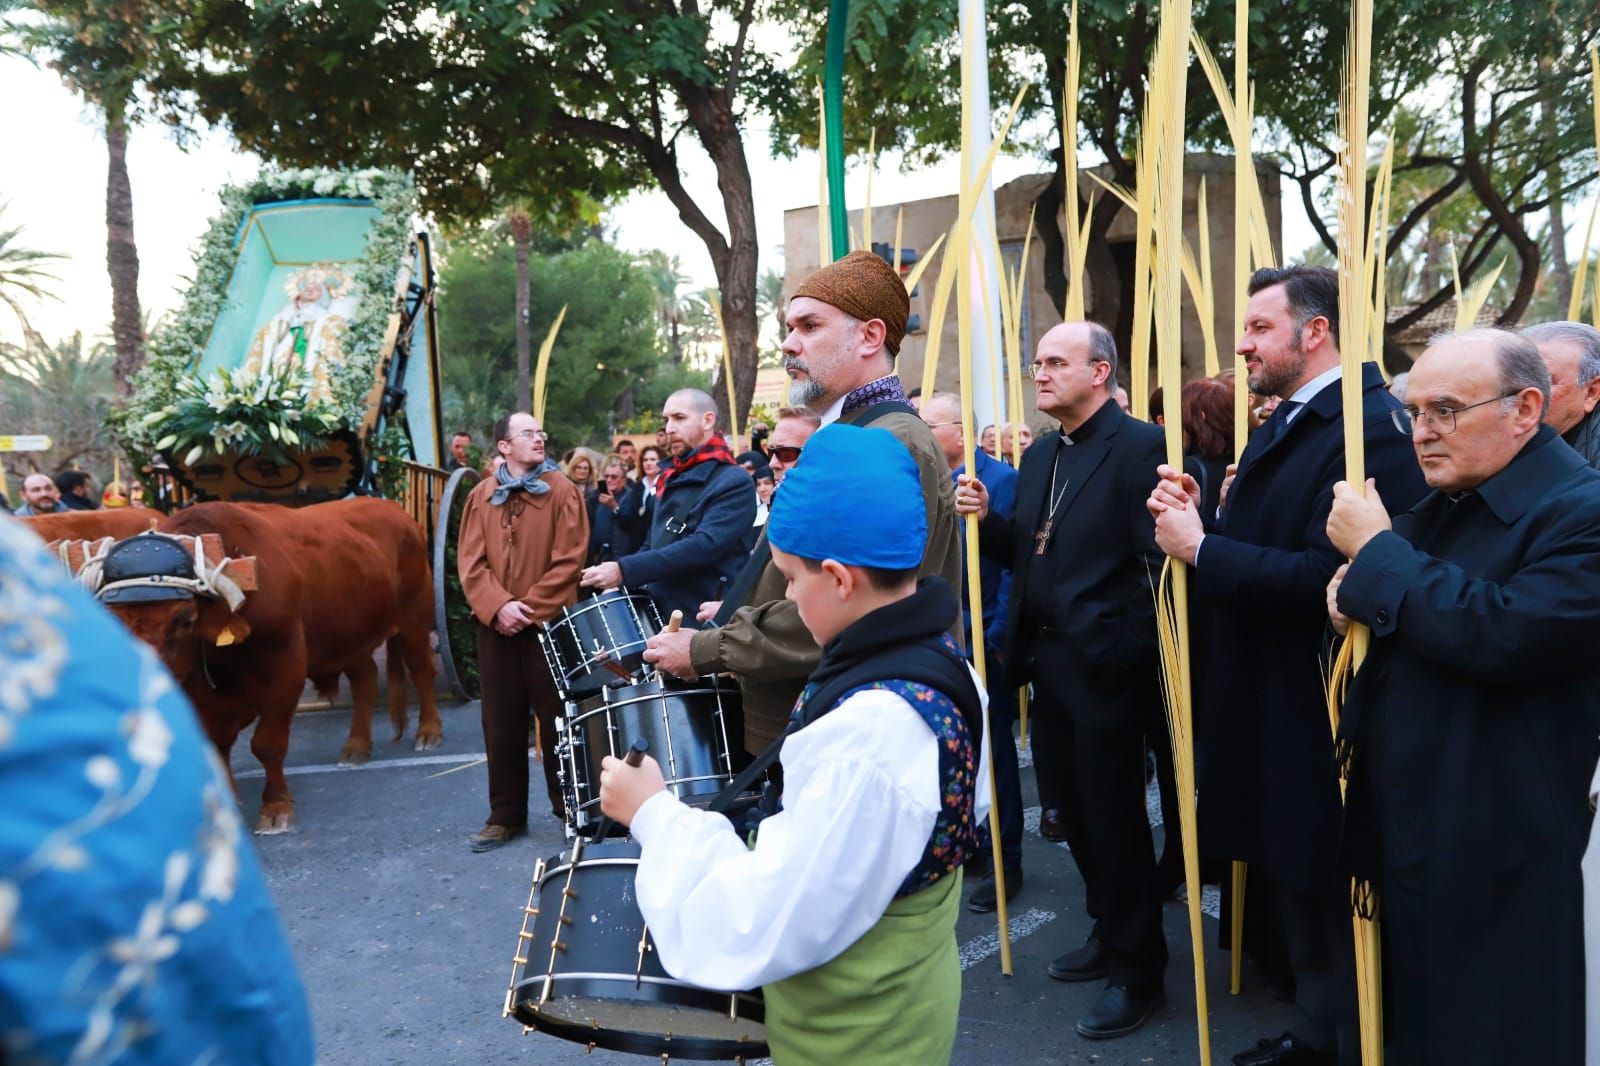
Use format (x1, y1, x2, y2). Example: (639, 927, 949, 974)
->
(242, 262, 359, 405)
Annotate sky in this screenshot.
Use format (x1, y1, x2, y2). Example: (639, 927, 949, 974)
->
(2, 52, 1591, 355)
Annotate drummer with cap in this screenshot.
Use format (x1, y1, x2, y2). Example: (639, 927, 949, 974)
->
(600, 423, 991, 1063)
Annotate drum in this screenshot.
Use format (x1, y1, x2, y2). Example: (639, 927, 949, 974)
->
(557, 676, 739, 834)
(539, 588, 663, 700)
(505, 836, 767, 1060)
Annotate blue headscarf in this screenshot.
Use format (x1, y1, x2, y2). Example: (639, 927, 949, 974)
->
(766, 423, 926, 569)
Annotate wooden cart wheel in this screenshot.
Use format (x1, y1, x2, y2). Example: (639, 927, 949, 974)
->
(433, 466, 482, 701)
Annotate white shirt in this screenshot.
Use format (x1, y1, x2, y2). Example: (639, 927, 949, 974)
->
(628, 672, 993, 992)
(1195, 364, 1344, 566)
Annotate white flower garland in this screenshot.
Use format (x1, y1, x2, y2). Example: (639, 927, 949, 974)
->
(115, 167, 417, 456)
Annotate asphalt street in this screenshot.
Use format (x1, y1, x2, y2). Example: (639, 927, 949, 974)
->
(236, 698, 1298, 1065)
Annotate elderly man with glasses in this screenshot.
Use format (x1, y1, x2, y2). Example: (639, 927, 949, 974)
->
(1325, 328, 1600, 1065)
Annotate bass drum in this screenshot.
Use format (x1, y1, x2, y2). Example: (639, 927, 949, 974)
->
(505, 836, 767, 1060)
(558, 675, 739, 833)
(432, 466, 481, 700)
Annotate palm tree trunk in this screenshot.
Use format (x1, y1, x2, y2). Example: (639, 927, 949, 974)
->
(105, 101, 144, 394)
(510, 213, 532, 412)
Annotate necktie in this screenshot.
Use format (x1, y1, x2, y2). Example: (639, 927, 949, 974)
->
(1264, 400, 1302, 444)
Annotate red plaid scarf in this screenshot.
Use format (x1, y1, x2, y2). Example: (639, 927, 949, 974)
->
(655, 433, 738, 497)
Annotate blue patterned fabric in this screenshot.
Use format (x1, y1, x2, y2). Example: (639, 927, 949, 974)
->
(787, 645, 979, 898)
(838, 374, 909, 418)
(0, 516, 313, 1066)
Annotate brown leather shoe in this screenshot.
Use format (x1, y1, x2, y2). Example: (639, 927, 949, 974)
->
(469, 823, 524, 853)
(1039, 808, 1068, 842)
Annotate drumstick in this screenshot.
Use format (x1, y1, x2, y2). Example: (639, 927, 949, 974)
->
(653, 611, 684, 684)
(589, 738, 650, 842)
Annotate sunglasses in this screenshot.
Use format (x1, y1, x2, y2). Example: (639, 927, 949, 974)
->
(769, 445, 803, 463)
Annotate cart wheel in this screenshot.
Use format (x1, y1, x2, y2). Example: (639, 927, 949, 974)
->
(433, 467, 482, 700)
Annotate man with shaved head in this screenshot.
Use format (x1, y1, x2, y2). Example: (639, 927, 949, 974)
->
(1325, 328, 1600, 1063)
(13, 473, 61, 516)
(581, 387, 756, 618)
(955, 320, 1168, 1040)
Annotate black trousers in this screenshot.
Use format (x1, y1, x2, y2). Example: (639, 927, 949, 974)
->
(1266, 867, 1358, 1065)
(1033, 677, 1168, 991)
(476, 622, 565, 828)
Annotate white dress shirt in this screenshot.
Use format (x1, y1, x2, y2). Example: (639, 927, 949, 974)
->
(628, 673, 992, 992)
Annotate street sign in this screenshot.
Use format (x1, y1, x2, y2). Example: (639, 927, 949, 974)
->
(0, 435, 51, 452)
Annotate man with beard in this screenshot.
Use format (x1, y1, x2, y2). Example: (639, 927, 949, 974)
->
(777, 250, 962, 632)
(645, 406, 822, 757)
(1147, 266, 1426, 1066)
(581, 388, 756, 619)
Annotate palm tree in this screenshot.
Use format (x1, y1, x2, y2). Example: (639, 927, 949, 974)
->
(0, 331, 118, 478)
(22, 2, 153, 394)
(640, 251, 691, 366)
(0, 206, 65, 336)
(505, 202, 534, 411)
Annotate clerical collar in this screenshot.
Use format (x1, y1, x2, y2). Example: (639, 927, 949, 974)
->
(1061, 397, 1118, 445)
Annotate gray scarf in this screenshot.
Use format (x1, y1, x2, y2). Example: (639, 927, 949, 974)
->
(490, 459, 561, 505)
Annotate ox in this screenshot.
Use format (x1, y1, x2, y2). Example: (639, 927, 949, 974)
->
(98, 498, 442, 832)
(20, 506, 165, 542)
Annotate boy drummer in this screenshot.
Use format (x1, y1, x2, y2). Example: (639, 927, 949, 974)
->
(600, 423, 991, 1063)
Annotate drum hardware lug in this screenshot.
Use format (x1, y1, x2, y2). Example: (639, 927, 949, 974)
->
(727, 993, 738, 1019)
(512, 955, 528, 965)
(519, 926, 537, 936)
(585, 1042, 597, 1054)
(539, 975, 554, 1004)
(558, 914, 574, 927)
(521, 1025, 532, 1035)
(501, 989, 514, 1017)
(553, 939, 568, 952)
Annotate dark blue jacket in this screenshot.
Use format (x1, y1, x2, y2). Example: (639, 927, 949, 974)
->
(621, 460, 757, 619)
(954, 448, 1016, 652)
(1336, 426, 1600, 1063)
(1193, 362, 1427, 890)
(586, 481, 646, 564)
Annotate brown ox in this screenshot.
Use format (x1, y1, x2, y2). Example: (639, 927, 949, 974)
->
(103, 498, 442, 832)
(21, 506, 166, 542)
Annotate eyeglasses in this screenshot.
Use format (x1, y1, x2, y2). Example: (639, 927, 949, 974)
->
(769, 445, 803, 463)
(1391, 392, 1517, 435)
(1030, 356, 1075, 376)
(509, 429, 547, 442)
(923, 420, 962, 429)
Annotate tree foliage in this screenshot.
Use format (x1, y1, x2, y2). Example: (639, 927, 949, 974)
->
(0, 332, 118, 484)
(140, 0, 785, 431)
(436, 233, 675, 454)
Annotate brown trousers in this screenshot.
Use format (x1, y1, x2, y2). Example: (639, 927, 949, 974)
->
(475, 622, 565, 827)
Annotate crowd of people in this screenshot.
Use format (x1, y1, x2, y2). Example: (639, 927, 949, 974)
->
(463, 247, 1600, 1065)
(5, 467, 147, 515)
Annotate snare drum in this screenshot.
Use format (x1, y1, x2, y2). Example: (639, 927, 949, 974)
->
(505, 836, 767, 1060)
(558, 676, 739, 833)
(539, 588, 663, 700)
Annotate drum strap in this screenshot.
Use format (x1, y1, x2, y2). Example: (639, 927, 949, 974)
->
(705, 640, 981, 815)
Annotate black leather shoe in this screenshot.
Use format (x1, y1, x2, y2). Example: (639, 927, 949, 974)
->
(1039, 808, 1068, 841)
(1074, 984, 1162, 1039)
(1046, 937, 1108, 982)
(1231, 1032, 1335, 1066)
(967, 866, 1023, 913)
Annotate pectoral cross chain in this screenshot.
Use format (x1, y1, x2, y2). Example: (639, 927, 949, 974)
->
(1035, 451, 1070, 556)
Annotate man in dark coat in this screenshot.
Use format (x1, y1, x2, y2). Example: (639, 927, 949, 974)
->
(580, 387, 756, 619)
(957, 321, 1168, 1040)
(585, 456, 646, 564)
(1148, 266, 1427, 1066)
(1325, 328, 1600, 1065)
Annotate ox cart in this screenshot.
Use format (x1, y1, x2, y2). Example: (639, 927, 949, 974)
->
(116, 168, 479, 700)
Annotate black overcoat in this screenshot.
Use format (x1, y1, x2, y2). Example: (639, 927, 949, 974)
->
(1193, 363, 1427, 891)
(1336, 425, 1600, 1065)
(980, 402, 1165, 722)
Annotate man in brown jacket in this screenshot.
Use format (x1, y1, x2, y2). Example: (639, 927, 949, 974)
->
(457, 411, 588, 851)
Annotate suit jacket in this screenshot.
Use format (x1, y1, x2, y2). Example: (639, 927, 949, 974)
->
(1193, 362, 1427, 890)
(980, 401, 1165, 719)
(1336, 426, 1600, 1064)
